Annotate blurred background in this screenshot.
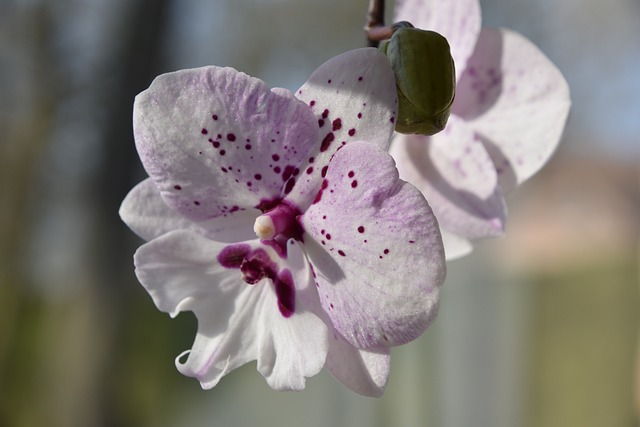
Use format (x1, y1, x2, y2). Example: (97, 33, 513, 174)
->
(0, 0, 637, 426)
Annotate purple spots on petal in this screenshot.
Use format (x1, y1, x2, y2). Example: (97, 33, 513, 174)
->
(313, 179, 329, 204)
(357, 112, 362, 119)
(326, 233, 331, 240)
(351, 180, 358, 188)
(272, 154, 280, 161)
(284, 178, 295, 195)
(338, 250, 345, 257)
(409, 240, 415, 244)
(275, 269, 295, 318)
(227, 133, 236, 141)
(322, 109, 329, 119)
(321, 165, 328, 178)
(282, 165, 297, 181)
(306, 166, 313, 174)
(212, 114, 218, 120)
(327, 79, 332, 84)
(348, 128, 356, 137)
(220, 167, 228, 173)
(310, 100, 316, 107)
(318, 119, 325, 128)
(332, 118, 342, 131)
(308, 157, 314, 163)
(384, 249, 390, 254)
(219, 149, 226, 156)
(174, 185, 182, 190)
(358, 226, 365, 233)
(217, 243, 251, 268)
(254, 174, 262, 180)
(193, 201, 200, 206)
(273, 166, 281, 174)
(348, 170, 355, 178)
(247, 181, 252, 187)
(320, 132, 335, 152)
(390, 116, 395, 123)
(320, 229, 325, 235)
(211, 140, 220, 148)
(358, 76, 363, 81)
(245, 144, 252, 150)
(201, 128, 208, 135)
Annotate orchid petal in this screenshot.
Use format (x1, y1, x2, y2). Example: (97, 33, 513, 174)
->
(134, 230, 328, 390)
(301, 141, 445, 350)
(119, 178, 258, 243)
(390, 116, 506, 241)
(289, 239, 392, 397)
(133, 66, 319, 221)
(324, 331, 391, 397)
(441, 230, 473, 260)
(291, 48, 397, 210)
(394, 0, 482, 81)
(454, 28, 571, 192)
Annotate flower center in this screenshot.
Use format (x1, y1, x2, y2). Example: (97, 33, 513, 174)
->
(252, 200, 303, 243)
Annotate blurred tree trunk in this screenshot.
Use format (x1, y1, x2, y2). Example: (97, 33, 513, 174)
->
(0, 4, 57, 425)
(87, 0, 174, 425)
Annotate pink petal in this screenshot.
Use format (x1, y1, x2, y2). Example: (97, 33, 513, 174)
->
(133, 66, 319, 221)
(135, 231, 328, 390)
(301, 141, 445, 350)
(119, 178, 258, 243)
(390, 116, 507, 241)
(454, 28, 571, 192)
(290, 48, 397, 210)
(394, 0, 482, 81)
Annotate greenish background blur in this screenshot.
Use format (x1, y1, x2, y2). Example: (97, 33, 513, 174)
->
(1, 0, 638, 426)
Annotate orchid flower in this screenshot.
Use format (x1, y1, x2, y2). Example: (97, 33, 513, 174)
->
(119, 48, 446, 397)
(390, 0, 571, 259)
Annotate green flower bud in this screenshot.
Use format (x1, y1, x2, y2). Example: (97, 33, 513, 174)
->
(380, 24, 456, 135)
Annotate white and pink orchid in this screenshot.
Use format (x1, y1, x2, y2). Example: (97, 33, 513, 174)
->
(390, 0, 571, 259)
(120, 49, 445, 396)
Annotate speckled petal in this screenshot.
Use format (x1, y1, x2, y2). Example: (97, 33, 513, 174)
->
(390, 116, 507, 241)
(394, 0, 482, 81)
(453, 28, 571, 192)
(291, 48, 397, 210)
(135, 230, 328, 390)
(301, 141, 445, 350)
(133, 66, 319, 221)
(119, 178, 258, 243)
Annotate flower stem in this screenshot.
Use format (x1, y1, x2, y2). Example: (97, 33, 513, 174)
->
(365, 0, 385, 47)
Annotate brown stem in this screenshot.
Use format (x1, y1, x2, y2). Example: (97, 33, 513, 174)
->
(365, 0, 385, 47)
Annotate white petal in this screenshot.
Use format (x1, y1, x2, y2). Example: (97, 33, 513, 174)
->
(441, 230, 474, 260)
(324, 331, 391, 397)
(455, 28, 571, 191)
(394, 0, 482, 81)
(120, 177, 258, 242)
(390, 116, 507, 241)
